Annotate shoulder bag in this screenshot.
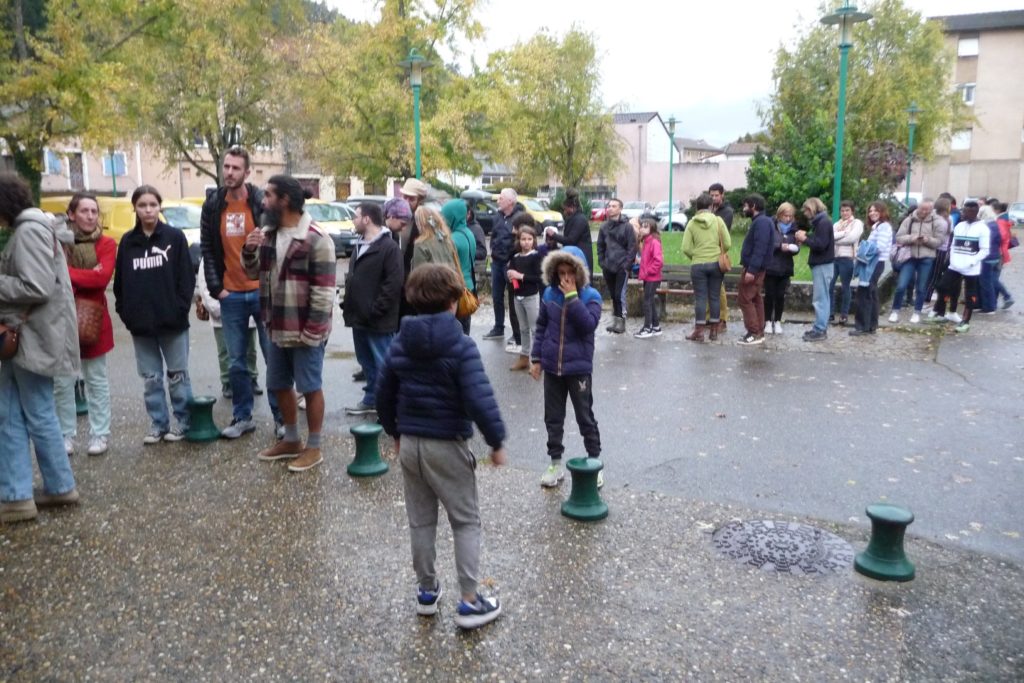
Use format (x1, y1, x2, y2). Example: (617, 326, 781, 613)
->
(447, 234, 479, 318)
(717, 221, 733, 273)
(76, 296, 104, 346)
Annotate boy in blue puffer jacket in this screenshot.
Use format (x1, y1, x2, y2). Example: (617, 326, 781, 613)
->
(376, 264, 507, 630)
(529, 247, 604, 488)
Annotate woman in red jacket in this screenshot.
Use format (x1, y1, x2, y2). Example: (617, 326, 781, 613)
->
(53, 193, 116, 456)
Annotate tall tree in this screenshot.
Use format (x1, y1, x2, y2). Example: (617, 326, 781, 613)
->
(753, 0, 971, 211)
(284, 0, 486, 184)
(486, 28, 621, 189)
(120, 0, 307, 185)
(0, 0, 172, 199)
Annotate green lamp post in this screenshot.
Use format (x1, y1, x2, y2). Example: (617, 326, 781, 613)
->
(108, 148, 119, 197)
(821, 1, 872, 219)
(904, 102, 922, 206)
(667, 116, 677, 227)
(399, 49, 427, 179)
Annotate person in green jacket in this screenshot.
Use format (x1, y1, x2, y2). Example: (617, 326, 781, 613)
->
(681, 193, 731, 342)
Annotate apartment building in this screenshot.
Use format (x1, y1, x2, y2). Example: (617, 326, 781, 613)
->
(921, 10, 1024, 202)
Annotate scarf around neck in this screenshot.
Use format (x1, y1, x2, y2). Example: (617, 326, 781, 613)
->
(69, 223, 101, 270)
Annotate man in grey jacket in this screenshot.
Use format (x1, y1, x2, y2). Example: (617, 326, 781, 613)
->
(0, 172, 80, 523)
(596, 198, 636, 333)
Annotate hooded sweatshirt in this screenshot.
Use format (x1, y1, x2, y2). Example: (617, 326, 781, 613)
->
(441, 199, 477, 290)
(375, 311, 506, 448)
(682, 211, 730, 264)
(114, 221, 196, 337)
(895, 212, 947, 260)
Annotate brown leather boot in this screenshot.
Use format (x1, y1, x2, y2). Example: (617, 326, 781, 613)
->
(686, 324, 705, 342)
(510, 355, 530, 371)
(708, 322, 719, 341)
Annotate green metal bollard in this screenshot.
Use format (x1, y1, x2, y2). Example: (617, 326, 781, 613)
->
(185, 396, 221, 442)
(561, 457, 608, 522)
(855, 503, 915, 582)
(75, 379, 89, 416)
(348, 422, 388, 477)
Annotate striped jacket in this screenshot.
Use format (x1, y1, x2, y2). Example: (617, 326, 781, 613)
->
(242, 211, 336, 347)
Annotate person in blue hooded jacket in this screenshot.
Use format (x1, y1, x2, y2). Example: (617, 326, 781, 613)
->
(529, 247, 604, 489)
(375, 263, 506, 630)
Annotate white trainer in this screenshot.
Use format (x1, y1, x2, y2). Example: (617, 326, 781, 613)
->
(910, 312, 921, 324)
(888, 311, 899, 323)
(540, 463, 565, 487)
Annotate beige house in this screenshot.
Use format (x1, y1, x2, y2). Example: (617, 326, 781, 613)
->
(611, 112, 748, 205)
(920, 10, 1024, 202)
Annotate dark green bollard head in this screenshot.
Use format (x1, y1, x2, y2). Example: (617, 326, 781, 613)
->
(75, 380, 89, 416)
(348, 422, 388, 477)
(854, 503, 915, 582)
(185, 396, 221, 442)
(561, 457, 608, 522)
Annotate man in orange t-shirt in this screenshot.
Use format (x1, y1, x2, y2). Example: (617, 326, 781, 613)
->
(199, 146, 282, 439)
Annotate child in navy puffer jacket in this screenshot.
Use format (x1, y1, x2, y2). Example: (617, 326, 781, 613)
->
(529, 248, 604, 488)
(376, 263, 507, 630)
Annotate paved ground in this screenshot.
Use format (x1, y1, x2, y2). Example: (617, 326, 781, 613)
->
(2, 242, 1023, 680)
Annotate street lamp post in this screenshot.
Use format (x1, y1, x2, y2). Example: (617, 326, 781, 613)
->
(821, 1, 871, 219)
(108, 148, 118, 197)
(667, 116, 677, 228)
(399, 48, 427, 179)
(904, 102, 922, 206)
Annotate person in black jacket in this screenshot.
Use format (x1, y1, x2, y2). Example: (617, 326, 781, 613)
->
(545, 189, 593, 274)
(596, 198, 636, 334)
(199, 147, 280, 440)
(342, 203, 404, 416)
(735, 194, 775, 345)
(764, 202, 801, 335)
(482, 189, 523, 349)
(113, 185, 196, 444)
(376, 263, 506, 630)
(466, 206, 487, 265)
(506, 219, 544, 371)
(796, 197, 835, 342)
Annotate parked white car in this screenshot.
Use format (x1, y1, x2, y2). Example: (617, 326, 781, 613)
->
(621, 200, 653, 220)
(659, 211, 689, 232)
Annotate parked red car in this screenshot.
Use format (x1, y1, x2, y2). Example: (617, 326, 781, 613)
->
(590, 199, 608, 221)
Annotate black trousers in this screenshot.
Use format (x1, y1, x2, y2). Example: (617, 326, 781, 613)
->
(763, 274, 790, 323)
(935, 270, 977, 322)
(854, 261, 884, 332)
(544, 372, 601, 460)
(605, 269, 628, 317)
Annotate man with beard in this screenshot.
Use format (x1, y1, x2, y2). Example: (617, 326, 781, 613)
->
(200, 147, 282, 439)
(735, 194, 774, 345)
(242, 175, 336, 472)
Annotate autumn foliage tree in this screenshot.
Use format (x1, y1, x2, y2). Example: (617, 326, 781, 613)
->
(0, 0, 173, 198)
(751, 0, 971, 213)
(485, 28, 621, 190)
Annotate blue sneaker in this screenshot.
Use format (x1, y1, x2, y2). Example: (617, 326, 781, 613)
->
(416, 584, 442, 616)
(454, 593, 501, 629)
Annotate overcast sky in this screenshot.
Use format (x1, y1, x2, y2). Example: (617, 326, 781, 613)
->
(324, 0, 1021, 146)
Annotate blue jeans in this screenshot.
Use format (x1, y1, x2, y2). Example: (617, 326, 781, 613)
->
(892, 257, 935, 312)
(220, 290, 280, 423)
(979, 259, 1001, 312)
(691, 261, 724, 323)
(811, 263, 834, 333)
(352, 329, 394, 407)
(830, 257, 855, 316)
(0, 362, 77, 502)
(490, 259, 508, 332)
(132, 332, 193, 432)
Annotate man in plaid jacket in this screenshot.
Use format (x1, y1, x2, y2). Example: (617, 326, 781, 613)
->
(242, 175, 336, 472)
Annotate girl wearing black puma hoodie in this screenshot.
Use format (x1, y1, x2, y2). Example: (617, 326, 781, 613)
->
(113, 186, 196, 443)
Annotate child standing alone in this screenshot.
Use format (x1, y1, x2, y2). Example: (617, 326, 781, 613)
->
(530, 249, 604, 488)
(634, 216, 664, 339)
(376, 264, 507, 630)
(506, 221, 544, 371)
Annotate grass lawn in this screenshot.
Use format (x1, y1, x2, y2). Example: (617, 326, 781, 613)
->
(588, 227, 812, 282)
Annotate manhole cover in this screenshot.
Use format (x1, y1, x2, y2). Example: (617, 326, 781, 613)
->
(711, 520, 854, 575)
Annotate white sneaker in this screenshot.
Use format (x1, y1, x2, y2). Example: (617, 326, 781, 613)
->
(888, 311, 899, 323)
(540, 463, 565, 487)
(597, 470, 605, 489)
(764, 322, 774, 335)
(505, 341, 522, 355)
(927, 310, 939, 319)
(86, 435, 108, 456)
(945, 312, 963, 324)
(910, 312, 921, 324)
(64, 436, 75, 456)
(774, 321, 783, 335)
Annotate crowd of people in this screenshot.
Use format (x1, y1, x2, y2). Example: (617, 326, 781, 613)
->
(0, 152, 1018, 629)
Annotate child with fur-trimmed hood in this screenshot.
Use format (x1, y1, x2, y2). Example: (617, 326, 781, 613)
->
(529, 247, 604, 488)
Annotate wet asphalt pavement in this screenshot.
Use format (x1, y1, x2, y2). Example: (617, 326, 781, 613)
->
(2, 246, 1023, 680)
